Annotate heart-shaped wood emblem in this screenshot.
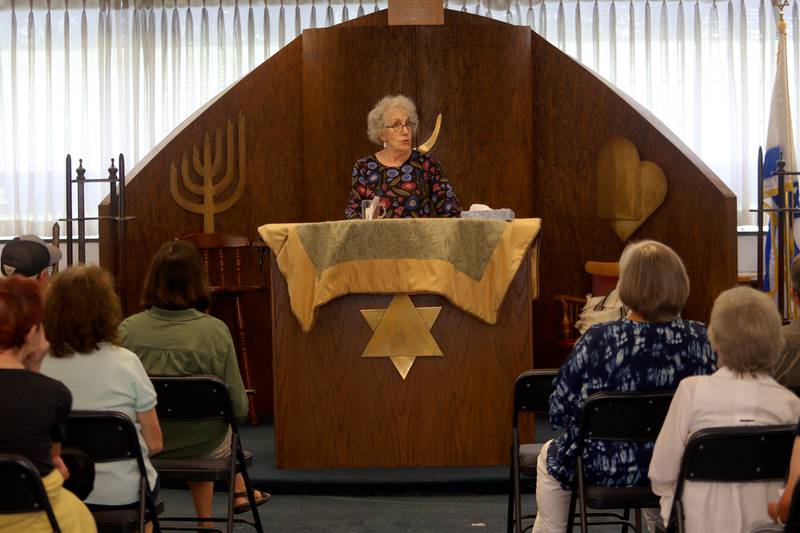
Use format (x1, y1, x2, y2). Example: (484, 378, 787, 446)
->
(596, 137, 667, 242)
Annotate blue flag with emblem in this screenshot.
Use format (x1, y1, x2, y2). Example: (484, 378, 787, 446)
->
(763, 15, 798, 314)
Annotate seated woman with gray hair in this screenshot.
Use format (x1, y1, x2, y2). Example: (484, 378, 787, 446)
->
(533, 240, 716, 532)
(344, 94, 461, 219)
(649, 286, 800, 533)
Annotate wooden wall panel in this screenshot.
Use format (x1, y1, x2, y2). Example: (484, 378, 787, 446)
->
(415, 22, 533, 217)
(301, 27, 416, 222)
(529, 34, 737, 367)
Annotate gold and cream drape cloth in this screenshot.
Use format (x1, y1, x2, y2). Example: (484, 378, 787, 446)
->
(259, 218, 541, 332)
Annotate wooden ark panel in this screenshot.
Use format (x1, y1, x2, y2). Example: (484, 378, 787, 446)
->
(270, 252, 533, 468)
(300, 10, 535, 223)
(301, 26, 416, 222)
(529, 33, 737, 368)
(101, 9, 738, 418)
(416, 17, 534, 217)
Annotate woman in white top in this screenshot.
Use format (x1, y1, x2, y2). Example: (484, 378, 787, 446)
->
(41, 265, 163, 509)
(649, 286, 800, 533)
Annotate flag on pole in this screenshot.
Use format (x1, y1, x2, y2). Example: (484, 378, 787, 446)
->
(763, 14, 799, 315)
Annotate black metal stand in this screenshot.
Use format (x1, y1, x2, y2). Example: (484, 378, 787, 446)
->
(753, 149, 800, 319)
(61, 154, 134, 308)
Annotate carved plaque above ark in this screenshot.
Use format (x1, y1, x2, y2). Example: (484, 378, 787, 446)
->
(596, 137, 667, 242)
(388, 0, 444, 25)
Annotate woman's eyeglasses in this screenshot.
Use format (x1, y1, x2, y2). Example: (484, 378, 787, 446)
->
(384, 121, 417, 133)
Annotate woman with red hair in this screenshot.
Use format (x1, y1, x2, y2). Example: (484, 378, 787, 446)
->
(0, 275, 96, 532)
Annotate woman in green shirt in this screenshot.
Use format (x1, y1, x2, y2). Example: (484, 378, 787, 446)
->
(119, 240, 269, 523)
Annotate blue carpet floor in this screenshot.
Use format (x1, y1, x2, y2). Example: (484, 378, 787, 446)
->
(158, 490, 518, 532)
(157, 489, 639, 533)
(238, 422, 524, 496)
(188, 422, 638, 532)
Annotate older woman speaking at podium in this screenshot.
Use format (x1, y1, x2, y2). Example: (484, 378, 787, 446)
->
(345, 94, 461, 219)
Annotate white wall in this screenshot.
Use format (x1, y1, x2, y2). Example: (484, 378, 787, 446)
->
(738, 234, 757, 274)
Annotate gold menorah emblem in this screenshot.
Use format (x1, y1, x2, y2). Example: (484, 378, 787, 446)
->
(170, 113, 247, 232)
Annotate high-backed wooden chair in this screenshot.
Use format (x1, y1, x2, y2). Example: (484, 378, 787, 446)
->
(181, 233, 266, 425)
(556, 261, 620, 353)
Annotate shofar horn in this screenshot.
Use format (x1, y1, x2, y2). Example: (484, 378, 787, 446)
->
(416, 113, 442, 155)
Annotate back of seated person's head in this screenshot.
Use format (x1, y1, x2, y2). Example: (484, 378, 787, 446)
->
(617, 239, 689, 322)
(0, 276, 43, 353)
(141, 240, 211, 312)
(1, 238, 51, 281)
(43, 265, 122, 358)
(708, 286, 784, 377)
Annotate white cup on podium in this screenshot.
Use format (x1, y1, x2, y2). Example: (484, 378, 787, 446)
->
(362, 198, 386, 220)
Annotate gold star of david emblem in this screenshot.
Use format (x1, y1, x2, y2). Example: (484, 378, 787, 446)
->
(360, 294, 443, 379)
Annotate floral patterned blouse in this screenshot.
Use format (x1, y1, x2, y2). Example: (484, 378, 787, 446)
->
(345, 150, 461, 219)
(546, 318, 716, 490)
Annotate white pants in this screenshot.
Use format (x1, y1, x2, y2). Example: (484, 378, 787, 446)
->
(532, 439, 572, 533)
(532, 439, 662, 533)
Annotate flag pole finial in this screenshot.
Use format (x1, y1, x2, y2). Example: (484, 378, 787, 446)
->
(774, 0, 789, 26)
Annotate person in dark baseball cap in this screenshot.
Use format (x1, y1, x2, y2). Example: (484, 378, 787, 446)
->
(1, 235, 63, 286)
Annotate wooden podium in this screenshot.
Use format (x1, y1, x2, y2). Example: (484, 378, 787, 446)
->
(262, 218, 539, 468)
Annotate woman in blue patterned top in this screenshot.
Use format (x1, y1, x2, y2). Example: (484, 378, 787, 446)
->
(532, 240, 716, 532)
(344, 95, 461, 219)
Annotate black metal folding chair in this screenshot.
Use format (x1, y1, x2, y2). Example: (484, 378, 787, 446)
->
(665, 425, 795, 533)
(149, 375, 264, 533)
(507, 369, 558, 533)
(566, 390, 675, 533)
(65, 410, 163, 533)
(0, 454, 61, 532)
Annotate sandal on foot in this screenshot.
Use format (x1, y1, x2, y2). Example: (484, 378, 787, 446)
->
(233, 490, 271, 514)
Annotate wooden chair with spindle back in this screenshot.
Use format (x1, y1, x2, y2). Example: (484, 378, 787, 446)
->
(181, 233, 267, 425)
(555, 261, 620, 354)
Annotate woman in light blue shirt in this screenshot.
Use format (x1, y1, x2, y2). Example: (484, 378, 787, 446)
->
(41, 265, 163, 509)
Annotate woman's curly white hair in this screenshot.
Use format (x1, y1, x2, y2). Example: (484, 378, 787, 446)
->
(366, 94, 419, 145)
